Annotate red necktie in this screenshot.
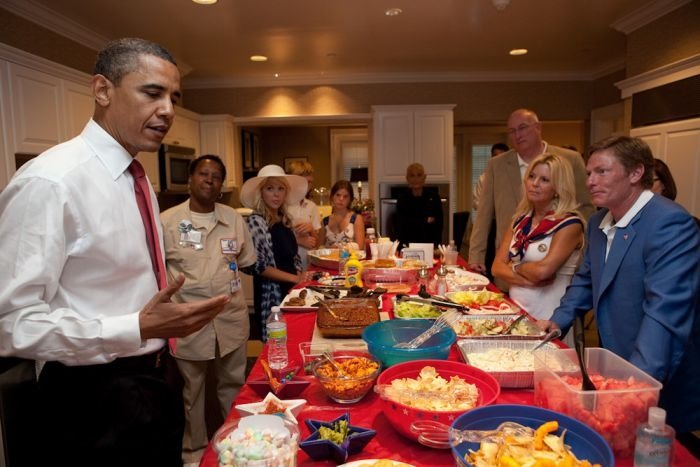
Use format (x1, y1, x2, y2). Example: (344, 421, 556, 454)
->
(129, 159, 167, 290)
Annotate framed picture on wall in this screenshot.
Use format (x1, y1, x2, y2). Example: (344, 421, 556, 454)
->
(284, 157, 307, 172)
(243, 131, 252, 170)
(252, 134, 261, 169)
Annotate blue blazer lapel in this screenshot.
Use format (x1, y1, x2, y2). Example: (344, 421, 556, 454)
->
(599, 225, 637, 297)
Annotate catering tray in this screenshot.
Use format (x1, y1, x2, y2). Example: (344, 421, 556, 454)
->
(446, 290, 519, 314)
(451, 314, 544, 339)
(444, 267, 490, 291)
(316, 298, 380, 338)
(457, 339, 558, 388)
(309, 248, 366, 270)
(280, 287, 348, 312)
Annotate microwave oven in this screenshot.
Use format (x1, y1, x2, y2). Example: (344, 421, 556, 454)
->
(158, 144, 196, 191)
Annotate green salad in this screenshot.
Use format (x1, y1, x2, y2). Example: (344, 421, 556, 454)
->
(394, 301, 442, 318)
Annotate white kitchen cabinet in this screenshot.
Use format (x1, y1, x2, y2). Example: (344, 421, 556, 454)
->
(62, 80, 93, 140)
(371, 105, 455, 183)
(135, 151, 160, 192)
(7, 62, 65, 155)
(164, 107, 201, 153)
(200, 115, 242, 190)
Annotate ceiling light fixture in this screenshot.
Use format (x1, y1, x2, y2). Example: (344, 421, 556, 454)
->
(385, 8, 402, 16)
(192, 0, 218, 4)
(274, 73, 279, 78)
(250, 55, 268, 62)
(492, 0, 510, 10)
(509, 48, 528, 56)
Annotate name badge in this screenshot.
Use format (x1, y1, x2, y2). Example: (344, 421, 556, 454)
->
(221, 239, 237, 254)
(229, 261, 241, 293)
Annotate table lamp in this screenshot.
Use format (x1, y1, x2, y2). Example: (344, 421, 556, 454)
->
(350, 167, 369, 202)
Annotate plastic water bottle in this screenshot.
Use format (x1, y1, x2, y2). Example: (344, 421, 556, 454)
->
(634, 406, 675, 466)
(266, 306, 288, 370)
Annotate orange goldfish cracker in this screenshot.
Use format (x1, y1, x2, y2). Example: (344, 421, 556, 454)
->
(534, 420, 559, 450)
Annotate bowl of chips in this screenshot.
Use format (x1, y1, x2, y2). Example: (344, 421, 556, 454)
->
(312, 351, 382, 404)
(450, 404, 614, 467)
(374, 360, 500, 442)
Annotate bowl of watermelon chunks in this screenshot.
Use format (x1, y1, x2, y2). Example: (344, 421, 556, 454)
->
(534, 347, 662, 458)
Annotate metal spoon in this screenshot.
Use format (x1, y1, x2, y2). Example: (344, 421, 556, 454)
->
(531, 328, 562, 352)
(502, 313, 527, 335)
(321, 351, 349, 379)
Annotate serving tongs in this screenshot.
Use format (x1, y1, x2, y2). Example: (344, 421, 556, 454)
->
(574, 315, 597, 410)
(408, 420, 534, 449)
(395, 294, 469, 313)
(306, 285, 341, 300)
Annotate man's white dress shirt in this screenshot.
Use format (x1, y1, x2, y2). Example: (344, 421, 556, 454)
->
(0, 120, 164, 365)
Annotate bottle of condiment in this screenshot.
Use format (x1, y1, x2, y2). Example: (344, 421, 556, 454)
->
(266, 306, 288, 370)
(343, 250, 364, 288)
(634, 406, 674, 467)
(435, 264, 448, 297)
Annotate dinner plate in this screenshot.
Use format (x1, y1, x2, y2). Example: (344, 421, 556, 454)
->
(280, 287, 347, 312)
(338, 460, 415, 467)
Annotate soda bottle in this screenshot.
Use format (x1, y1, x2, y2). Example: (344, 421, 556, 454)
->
(266, 306, 288, 370)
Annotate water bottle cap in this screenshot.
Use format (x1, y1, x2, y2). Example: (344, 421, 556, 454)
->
(271, 306, 281, 313)
(648, 406, 666, 429)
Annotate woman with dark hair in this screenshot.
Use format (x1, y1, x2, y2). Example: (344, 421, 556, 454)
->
(318, 180, 365, 249)
(652, 158, 678, 201)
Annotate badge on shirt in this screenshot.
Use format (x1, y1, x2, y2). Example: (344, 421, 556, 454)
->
(538, 243, 548, 253)
(221, 238, 238, 254)
(228, 261, 241, 294)
(178, 220, 202, 247)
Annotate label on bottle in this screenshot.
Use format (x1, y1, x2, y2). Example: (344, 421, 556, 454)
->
(267, 324, 287, 340)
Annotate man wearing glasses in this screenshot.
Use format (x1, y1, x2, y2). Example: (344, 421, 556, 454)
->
(468, 108, 594, 291)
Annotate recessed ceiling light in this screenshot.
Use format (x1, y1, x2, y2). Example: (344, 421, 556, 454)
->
(274, 73, 279, 78)
(250, 55, 268, 62)
(192, 0, 217, 4)
(385, 8, 403, 16)
(509, 48, 528, 56)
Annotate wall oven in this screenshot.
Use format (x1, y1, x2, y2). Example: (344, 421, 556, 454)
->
(158, 144, 196, 192)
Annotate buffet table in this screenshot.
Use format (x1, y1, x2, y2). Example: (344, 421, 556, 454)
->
(201, 274, 699, 466)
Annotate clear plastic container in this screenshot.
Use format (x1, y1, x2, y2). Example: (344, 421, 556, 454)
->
(534, 347, 662, 457)
(213, 414, 300, 466)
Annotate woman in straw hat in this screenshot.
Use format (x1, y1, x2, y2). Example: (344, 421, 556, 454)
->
(239, 164, 312, 340)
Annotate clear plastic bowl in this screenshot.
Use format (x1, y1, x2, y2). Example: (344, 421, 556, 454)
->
(534, 347, 662, 457)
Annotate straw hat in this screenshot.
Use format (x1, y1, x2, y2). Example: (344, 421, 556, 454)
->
(239, 164, 308, 209)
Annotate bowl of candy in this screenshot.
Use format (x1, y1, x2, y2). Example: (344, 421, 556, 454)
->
(311, 351, 381, 404)
(213, 414, 300, 467)
(299, 413, 377, 464)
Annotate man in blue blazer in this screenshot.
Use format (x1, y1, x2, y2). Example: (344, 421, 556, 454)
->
(540, 136, 700, 434)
